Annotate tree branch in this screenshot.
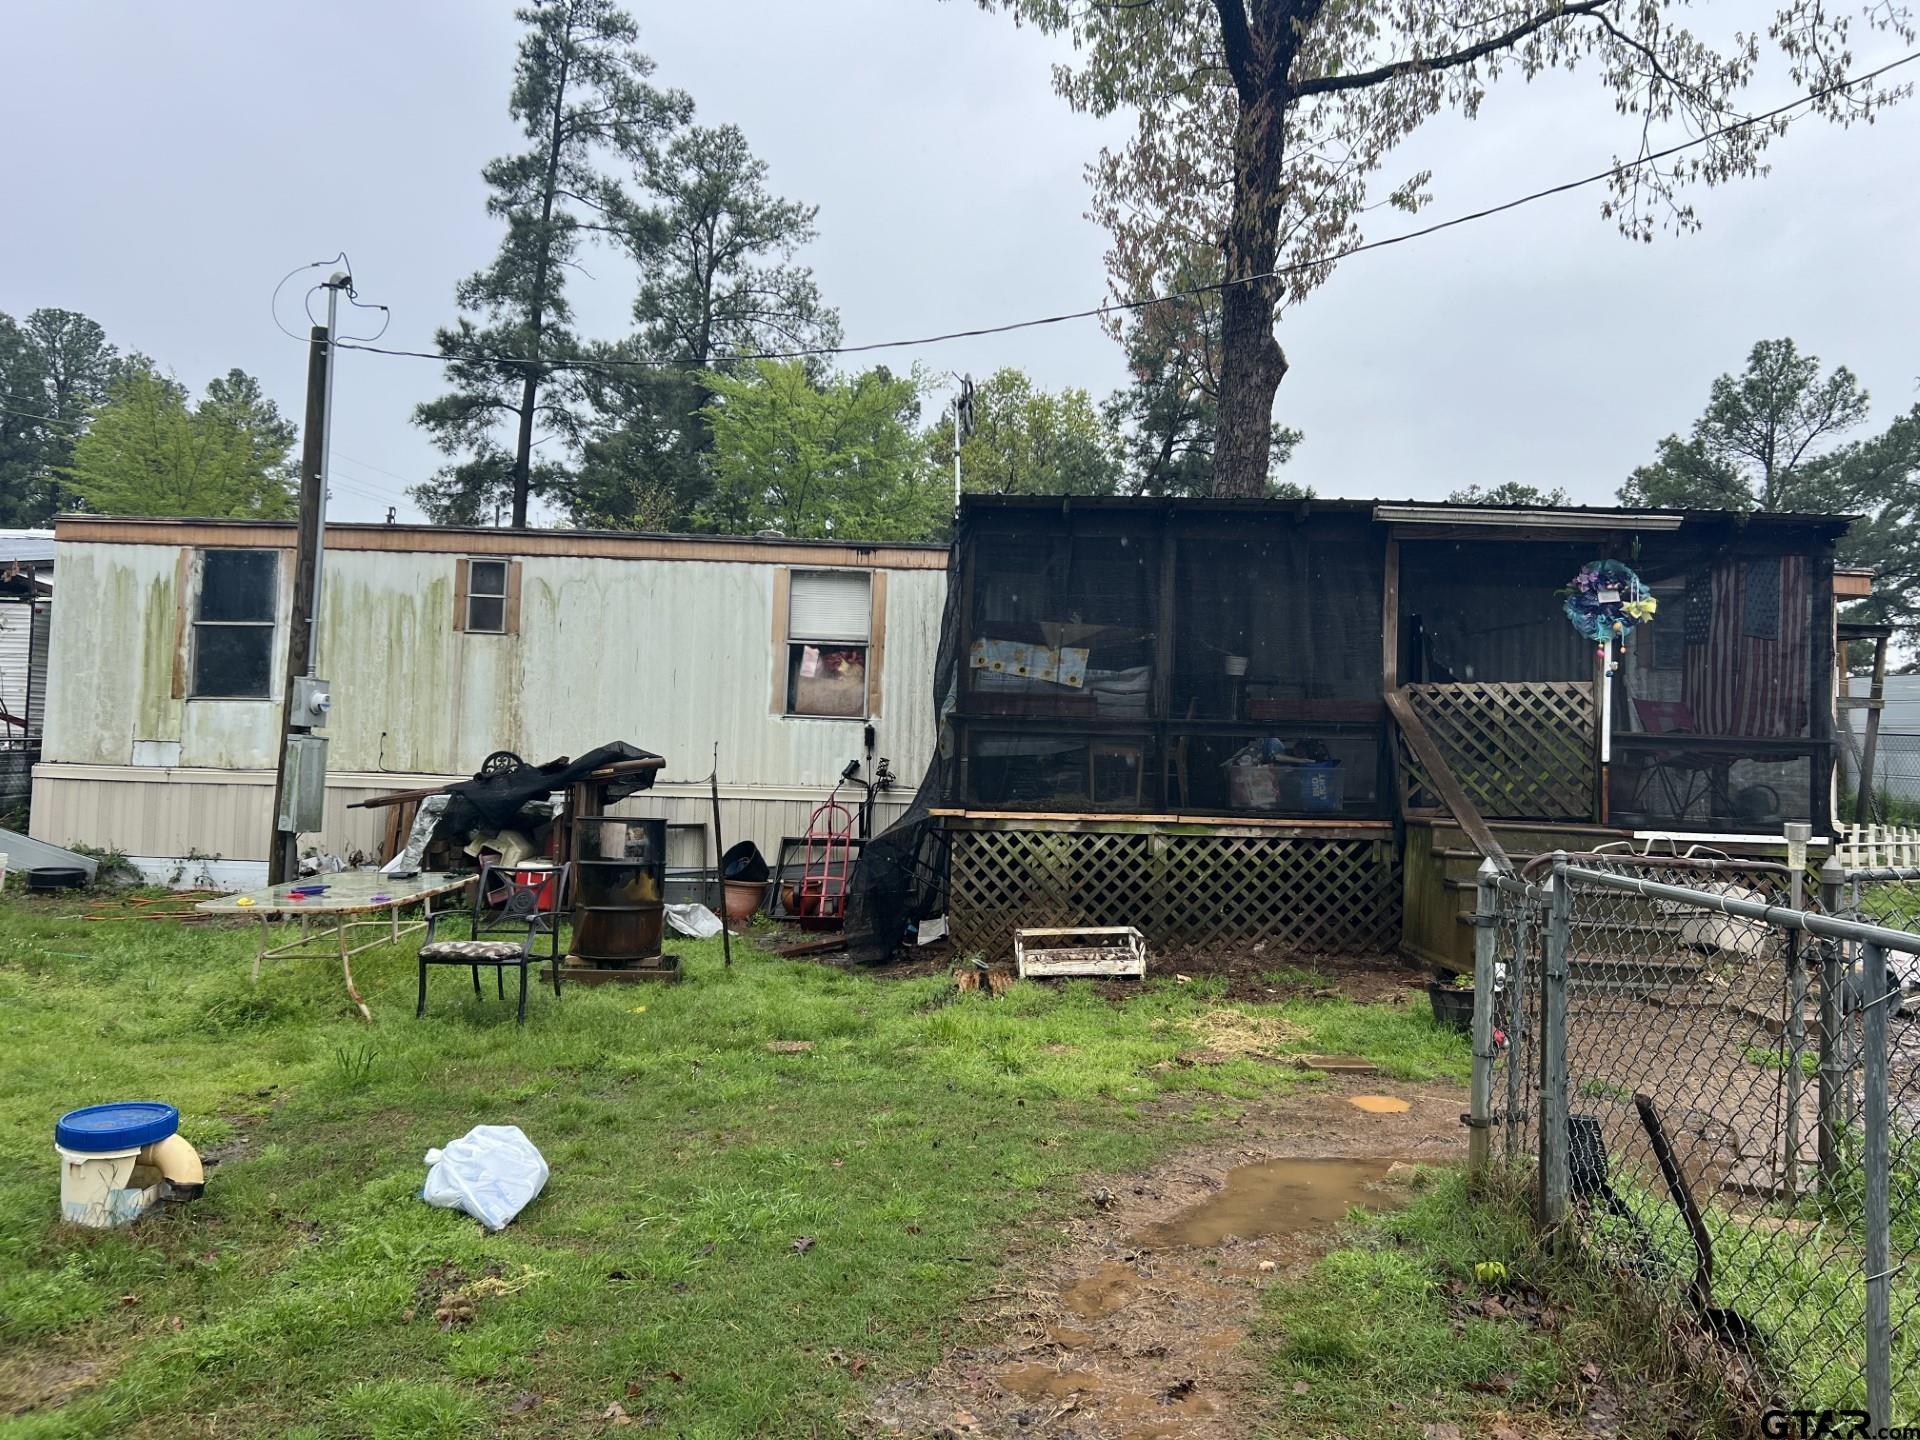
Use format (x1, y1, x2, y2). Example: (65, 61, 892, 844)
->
(1291, 0, 1612, 96)
(1212, 0, 1259, 99)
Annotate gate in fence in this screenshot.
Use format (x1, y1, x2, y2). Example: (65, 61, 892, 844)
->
(1470, 852, 1920, 1424)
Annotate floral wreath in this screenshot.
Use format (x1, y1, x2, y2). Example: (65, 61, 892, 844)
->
(1563, 559, 1656, 643)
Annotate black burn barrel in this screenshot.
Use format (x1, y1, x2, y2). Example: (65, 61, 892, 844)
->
(571, 816, 667, 964)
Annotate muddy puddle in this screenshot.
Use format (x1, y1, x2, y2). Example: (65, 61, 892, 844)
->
(865, 1082, 1468, 1439)
(1135, 1156, 1406, 1249)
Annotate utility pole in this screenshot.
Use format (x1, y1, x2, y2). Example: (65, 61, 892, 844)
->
(267, 271, 348, 884)
(950, 372, 974, 514)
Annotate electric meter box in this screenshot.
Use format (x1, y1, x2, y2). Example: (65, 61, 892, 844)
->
(290, 676, 334, 729)
(278, 735, 329, 834)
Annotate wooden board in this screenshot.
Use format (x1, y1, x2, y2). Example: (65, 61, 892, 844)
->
(1385, 688, 1511, 869)
(1015, 925, 1147, 979)
(1394, 681, 1595, 823)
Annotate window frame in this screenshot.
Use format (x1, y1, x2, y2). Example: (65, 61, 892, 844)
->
(465, 558, 510, 635)
(453, 557, 521, 637)
(188, 548, 279, 700)
(775, 567, 883, 721)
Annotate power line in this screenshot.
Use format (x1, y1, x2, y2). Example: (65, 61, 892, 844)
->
(318, 49, 1918, 376)
(0, 401, 85, 433)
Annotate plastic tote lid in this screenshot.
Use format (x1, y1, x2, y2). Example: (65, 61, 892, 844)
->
(55, 1102, 179, 1152)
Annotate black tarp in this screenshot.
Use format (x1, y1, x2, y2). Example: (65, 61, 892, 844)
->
(441, 741, 662, 836)
(844, 539, 964, 965)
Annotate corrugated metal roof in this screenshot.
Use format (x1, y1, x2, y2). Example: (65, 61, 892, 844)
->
(52, 514, 944, 554)
(958, 494, 1853, 533)
(0, 530, 56, 565)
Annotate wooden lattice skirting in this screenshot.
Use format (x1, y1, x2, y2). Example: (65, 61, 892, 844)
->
(947, 827, 1402, 961)
(1398, 680, 1595, 822)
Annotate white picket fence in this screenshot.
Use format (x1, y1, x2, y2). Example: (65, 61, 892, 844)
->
(1834, 822, 1920, 869)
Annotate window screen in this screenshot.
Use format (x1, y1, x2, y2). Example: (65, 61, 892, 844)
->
(191, 549, 277, 698)
(467, 558, 508, 633)
(787, 570, 871, 717)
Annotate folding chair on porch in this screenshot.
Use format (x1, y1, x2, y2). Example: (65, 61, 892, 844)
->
(416, 864, 571, 1024)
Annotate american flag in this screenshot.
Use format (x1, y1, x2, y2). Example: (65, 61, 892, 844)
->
(1682, 556, 1810, 738)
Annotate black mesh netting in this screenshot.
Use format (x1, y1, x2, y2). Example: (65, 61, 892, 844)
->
(844, 536, 965, 964)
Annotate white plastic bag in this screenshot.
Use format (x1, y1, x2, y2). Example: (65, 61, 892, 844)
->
(665, 902, 724, 939)
(421, 1124, 549, 1230)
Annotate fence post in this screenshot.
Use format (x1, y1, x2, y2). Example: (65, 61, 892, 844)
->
(1817, 857, 1847, 1189)
(1538, 857, 1572, 1232)
(1783, 823, 1811, 1199)
(1862, 941, 1892, 1428)
(1468, 858, 1499, 1179)
(1505, 883, 1530, 1161)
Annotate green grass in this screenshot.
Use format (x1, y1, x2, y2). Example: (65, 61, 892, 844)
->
(1860, 880, 1920, 928)
(1741, 1042, 1819, 1078)
(0, 894, 1468, 1438)
(1258, 1167, 1722, 1438)
(1572, 1161, 1920, 1420)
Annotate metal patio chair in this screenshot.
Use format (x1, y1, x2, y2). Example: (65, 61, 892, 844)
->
(415, 863, 571, 1024)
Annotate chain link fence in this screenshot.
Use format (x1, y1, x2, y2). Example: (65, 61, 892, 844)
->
(1842, 731, 1920, 815)
(1477, 852, 1919, 1424)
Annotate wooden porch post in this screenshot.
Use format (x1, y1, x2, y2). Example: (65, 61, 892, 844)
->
(1856, 630, 1890, 825)
(1809, 555, 1835, 837)
(1381, 538, 1400, 691)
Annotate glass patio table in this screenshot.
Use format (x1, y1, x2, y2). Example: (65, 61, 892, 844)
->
(197, 871, 474, 1020)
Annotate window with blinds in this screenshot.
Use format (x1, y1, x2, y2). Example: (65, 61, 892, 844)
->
(785, 570, 872, 717)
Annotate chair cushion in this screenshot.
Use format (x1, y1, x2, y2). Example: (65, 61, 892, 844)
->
(420, 940, 525, 962)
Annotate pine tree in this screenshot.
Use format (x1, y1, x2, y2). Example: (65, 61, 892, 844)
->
(412, 0, 684, 527)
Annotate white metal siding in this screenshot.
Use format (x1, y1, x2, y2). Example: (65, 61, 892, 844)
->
(34, 538, 945, 863)
(27, 768, 914, 869)
(0, 602, 30, 731)
(27, 600, 48, 737)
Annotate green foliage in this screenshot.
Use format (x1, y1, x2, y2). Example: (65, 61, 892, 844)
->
(1619, 338, 1920, 648)
(1821, 403, 1920, 647)
(1621, 339, 1870, 511)
(1447, 481, 1572, 506)
(411, 0, 685, 528)
(924, 367, 1122, 498)
(62, 363, 296, 519)
(1259, 1167, 1720, 1437)
(1101, 247, 1302, 496)
(571, 122, 838, 531)
(0, 308, 118, 525)
(987, 2, 1910, 499)
(699, 360, 946, 540)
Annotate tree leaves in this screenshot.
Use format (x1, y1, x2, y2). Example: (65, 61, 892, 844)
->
(0, 308, 118, 525)
(699, 361, 945, 542)
(62, 363, 296, 520)
(926, 368, 1123, 499)
(985, 0, 1914, 497)
(411, 0, 685, 527)
(1618, 338, 1920, 651)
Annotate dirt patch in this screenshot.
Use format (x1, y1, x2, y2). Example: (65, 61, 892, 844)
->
(802, 935, 1428, 1008)
(861, 1076, 1465, 1439)
(0, 1348, 118, 1418)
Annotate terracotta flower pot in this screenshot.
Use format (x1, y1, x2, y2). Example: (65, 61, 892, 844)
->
(722, 879, 763, 924)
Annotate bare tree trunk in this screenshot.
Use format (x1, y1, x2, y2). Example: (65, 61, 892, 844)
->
(511, 371, 538, 528)
(1211, 64, 1290, 497)
(511, 39, 574, 530)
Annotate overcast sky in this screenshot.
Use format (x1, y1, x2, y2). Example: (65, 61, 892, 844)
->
(4, 1, 1917, 524)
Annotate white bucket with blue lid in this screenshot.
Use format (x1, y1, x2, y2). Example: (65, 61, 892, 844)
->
(55, 1102, 179, 1228)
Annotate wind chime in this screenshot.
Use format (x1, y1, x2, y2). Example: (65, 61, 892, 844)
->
(1563, 559, 1658, 820)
